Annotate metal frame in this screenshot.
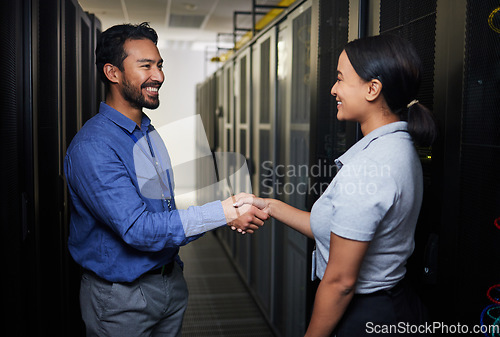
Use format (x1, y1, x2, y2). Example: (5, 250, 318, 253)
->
(233, 1, 289, 45)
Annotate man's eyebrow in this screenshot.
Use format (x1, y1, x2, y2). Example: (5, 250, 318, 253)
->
(136, 58, 163, 63)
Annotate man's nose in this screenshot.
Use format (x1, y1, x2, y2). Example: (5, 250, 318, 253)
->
(152, 66, 164, 83)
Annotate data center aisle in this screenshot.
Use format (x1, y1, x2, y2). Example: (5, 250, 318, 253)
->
(180, 232, 275, 336)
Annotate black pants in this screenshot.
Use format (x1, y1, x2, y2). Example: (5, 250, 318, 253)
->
(334, 280, 430, 336)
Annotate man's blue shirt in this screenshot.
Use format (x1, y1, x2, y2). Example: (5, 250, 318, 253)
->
(64, 102, 226, 282)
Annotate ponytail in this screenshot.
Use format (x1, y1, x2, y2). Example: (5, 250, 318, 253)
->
(406, 102, 438, 147)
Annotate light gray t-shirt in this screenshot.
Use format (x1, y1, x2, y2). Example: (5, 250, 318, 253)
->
(310, 121, 423, 294)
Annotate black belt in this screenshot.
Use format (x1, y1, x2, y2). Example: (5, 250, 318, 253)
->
(143, 261, 175, 276)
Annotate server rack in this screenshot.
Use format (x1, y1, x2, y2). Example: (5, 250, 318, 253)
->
(308, 0, 352, 207)
(275, 3, 313, 336)
(377, 0, 440, 307)
(218, 61, 237, 257)
(233, 47, 253, 281)
(195, 74, 213, 206)
(434, 0, 500, 326)
(250, 25, 278, 322)
(89, 13, 105, 115)
(79, 6, 94, 124)
(1, 0, 102, 334)
(0, 0, 32, 333)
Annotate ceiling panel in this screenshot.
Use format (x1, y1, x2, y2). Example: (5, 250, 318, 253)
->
(169, 14, 205, 28)
(124, 0, 167, 14)
(78, 0, 123, 17)
(78, 0, 297, 49)
(170, 0, 217, 15)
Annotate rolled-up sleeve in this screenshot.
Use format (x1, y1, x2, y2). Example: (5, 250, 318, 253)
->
(179, 201, 227, 237)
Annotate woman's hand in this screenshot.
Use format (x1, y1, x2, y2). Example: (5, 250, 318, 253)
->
(221, 193, 269, 234)
(233, 195, 271, 216)
(235, 194, 314, 238)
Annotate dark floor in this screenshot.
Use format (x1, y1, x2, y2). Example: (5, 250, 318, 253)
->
(180, 232, 275, 337)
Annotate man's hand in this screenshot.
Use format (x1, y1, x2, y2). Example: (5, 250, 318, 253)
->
(221, 193, 269, 234)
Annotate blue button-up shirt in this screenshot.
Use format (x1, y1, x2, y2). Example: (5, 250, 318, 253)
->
(64, 102, 227, 282)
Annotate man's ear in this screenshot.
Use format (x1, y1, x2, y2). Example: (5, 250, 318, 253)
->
(103, 63, 120, 84)
(366, 79, 382, 102)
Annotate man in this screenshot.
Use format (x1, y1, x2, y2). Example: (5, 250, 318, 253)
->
(64, 22, 267, 336)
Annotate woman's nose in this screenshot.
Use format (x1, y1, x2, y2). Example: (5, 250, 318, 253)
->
(330, 82, 337, 96)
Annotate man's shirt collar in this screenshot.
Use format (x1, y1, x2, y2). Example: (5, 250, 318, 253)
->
(99, 102, 153, 133)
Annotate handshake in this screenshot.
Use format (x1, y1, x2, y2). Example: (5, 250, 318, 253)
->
(221, 193, 270, 235)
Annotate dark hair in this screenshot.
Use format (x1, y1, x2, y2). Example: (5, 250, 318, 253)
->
(95, 22, 158, 85)
(344, 34, 437, 147)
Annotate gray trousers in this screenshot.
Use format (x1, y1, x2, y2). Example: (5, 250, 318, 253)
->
(80, 263, 189, 337)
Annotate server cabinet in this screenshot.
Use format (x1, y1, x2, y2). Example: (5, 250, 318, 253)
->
(0, 0, 34, 333)
(250, 26, 278, 319)
(214, 63, 236, 248)
(309, 0, 351, 204)
(378, 0, 439, 303)
(457, 0, 500, 323)
(213, 69, 225, 204)
(0, 0, 101, 334)
(89, 14, 104, 115)
(60, 5, 80, 317)
(434, 0, 500, 327)
(63, 0, 100, 140)
(195, 78, 208, 206)
(223, 62, 235, 157)
(215, 68, 224, 155)
(196, 74, 220, 208)
(79, 7, 94, 124)
(276, 1, 312, 335)
(218, 61, 237, 255)
(33, 0, 70, 334)
(62, 0, 80, 146)
(307, 0, 351, 324)
(233, 48, 253, 280)
(234, 48, 252, 196)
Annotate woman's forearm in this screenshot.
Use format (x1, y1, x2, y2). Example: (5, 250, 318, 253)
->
(304, 280, 354, 337)
(266, 198, 313, 238)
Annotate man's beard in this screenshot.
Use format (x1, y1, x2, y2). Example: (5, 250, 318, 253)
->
(121, 78, 160, 110)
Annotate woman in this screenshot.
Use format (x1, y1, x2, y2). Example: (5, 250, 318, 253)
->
(235, 34, 437, 336)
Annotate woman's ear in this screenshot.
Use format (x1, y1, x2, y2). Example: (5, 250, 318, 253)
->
(103, 63, 120, 84)
(366, 79, 382, 102)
